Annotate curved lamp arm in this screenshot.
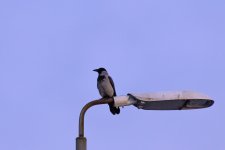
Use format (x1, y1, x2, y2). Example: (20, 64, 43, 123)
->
(78, 97, 114, 137)
(76, 98, 114, 150)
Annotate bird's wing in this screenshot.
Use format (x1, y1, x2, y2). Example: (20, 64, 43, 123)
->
(108, 76, 117, 96)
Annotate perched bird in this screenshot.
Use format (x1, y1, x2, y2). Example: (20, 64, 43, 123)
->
(93, 68, 120, 115)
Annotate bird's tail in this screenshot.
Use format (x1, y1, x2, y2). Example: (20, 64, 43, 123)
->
(108, 102, 120, 115)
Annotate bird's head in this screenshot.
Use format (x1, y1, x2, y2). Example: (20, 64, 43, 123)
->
(93, 67, 107, 74)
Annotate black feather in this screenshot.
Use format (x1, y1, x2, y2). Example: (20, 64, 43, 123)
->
(97, 75, 105, 82)
(108, 76, 116, 96)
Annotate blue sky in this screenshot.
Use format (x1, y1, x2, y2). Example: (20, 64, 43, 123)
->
(0, 0, 225, 150)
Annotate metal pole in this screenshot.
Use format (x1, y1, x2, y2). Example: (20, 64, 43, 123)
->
(76, 136, 86, 150)
(76, 98, 114, 150)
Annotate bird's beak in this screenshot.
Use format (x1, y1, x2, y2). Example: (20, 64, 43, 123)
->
(93, 69, 98, 72)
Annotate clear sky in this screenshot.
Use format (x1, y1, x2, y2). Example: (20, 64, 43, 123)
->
(0, 0, 225, 150)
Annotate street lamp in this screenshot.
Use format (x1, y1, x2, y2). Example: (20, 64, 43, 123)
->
(76, 91, 214, 150)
